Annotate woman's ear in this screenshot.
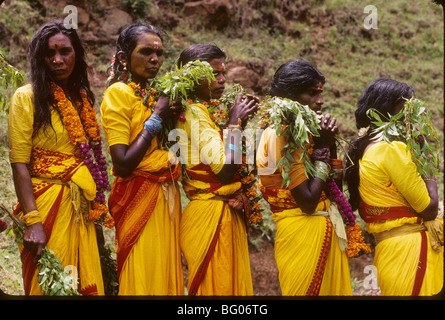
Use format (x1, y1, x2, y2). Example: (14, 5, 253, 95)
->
(117, 51, 128, 67)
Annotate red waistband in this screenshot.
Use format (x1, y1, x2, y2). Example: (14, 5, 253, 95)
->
(358, 201, 418, 223)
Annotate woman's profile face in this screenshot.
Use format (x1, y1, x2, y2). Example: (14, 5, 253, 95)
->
(44, 32, 76, 85)
(194, 57, 226, 101)
(296, 82, 324, 112)
(128, 32, 164, 83)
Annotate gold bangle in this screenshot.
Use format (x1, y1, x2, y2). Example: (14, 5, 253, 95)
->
(22, 210, 42, 226)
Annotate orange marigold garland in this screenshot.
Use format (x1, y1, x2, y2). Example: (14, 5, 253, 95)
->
(51, 82, 113, 228)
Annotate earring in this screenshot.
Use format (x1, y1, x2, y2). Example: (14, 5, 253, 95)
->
(123, 63, 127, 72)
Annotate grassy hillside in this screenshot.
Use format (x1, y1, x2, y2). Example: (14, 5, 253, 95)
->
(0, 0, 443, 296)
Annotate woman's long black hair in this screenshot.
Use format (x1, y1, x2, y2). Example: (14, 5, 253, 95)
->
(28, 20, 94, 132)
(269, 59, 325, 100)
(107, 22, 167, 87)
(344, 78, 414, 211)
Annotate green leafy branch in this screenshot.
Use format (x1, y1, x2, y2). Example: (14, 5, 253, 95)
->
(0, 204, 81, 296)
(257, 96, 321, 188)
(367, 97, 440, 178)
(151, 60, 215, 108)
(0, 51, 25, 113)
(149, 60, 215, 149)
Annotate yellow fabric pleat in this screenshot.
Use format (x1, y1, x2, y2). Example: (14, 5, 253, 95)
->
(373, 231, 443, 296)
(180, 200, 253, 295)
(273, 207, 352, 296)
(359, 141, 443, 295)
(117, 187, 184, 295)
(23, 183, 104, 295)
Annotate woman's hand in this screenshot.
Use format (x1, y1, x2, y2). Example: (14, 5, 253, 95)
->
(315, 112, 338, 148)
(23, 222, 47, 258)
(152, 95, 174, 120)
(228, 93, 259, 127)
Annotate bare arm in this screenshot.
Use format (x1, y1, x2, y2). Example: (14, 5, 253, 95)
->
(11, 163, 46, 257)
(290, 113, 338, 214)
(216, 94, 258, 184)
(417, 178, 438, 221)
(110, 95, 174, 178)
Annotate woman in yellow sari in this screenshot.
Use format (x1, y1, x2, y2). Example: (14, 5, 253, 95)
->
(8, 21, 106, 295)
(100, 23, 183, 295)
(345, 78, 442, 296)
(175, 44, 258, 295)
(257, 60, 352, 295)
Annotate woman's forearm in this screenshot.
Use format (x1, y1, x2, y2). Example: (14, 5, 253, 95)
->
(11, 162, 38, 214)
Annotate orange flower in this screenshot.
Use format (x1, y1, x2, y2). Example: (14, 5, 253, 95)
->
(104, 215, 115, 229)
(345, 223, 371, 258)
(51, 83, 109, 225)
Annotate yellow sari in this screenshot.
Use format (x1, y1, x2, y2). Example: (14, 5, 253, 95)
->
(175, 103, 253, 295)
(257, 127, 352, 296)
(100, 82, 184, 295)
(8, 84, 104, 295)
(359, 141, 443, 296)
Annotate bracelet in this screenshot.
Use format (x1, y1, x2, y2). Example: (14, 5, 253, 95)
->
(22, 209, 42, 226)
(228, 143, 241, 152)
(140, 132, 150, 144)
(313, 160, 330, 182)
(143, 113, 163, 137)
(329, 158, 343, 170)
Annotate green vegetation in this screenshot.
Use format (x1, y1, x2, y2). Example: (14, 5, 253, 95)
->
(0, 0, 443, 296)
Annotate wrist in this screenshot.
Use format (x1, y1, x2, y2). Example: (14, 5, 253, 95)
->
(144, 113, 163, 137)
(22, 209, 42, 226)
(313, 161, 330, 182)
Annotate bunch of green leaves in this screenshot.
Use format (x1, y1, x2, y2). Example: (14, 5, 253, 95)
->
(218, 83, 245, 111)
(0, 51, 25, 113)
(208, 84, 245, 128)
(0, 204, 81, 296)
(367, 97, 440, 178)
(37, 248, 81, 296)
(150, 60, 215, 150)
(259, 96, 321, 187)
(152, 60, 215, 109)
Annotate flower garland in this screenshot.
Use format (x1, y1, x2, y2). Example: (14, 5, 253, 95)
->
(325, 179, 371, 258)
(206, 100, 263, 226)
(126, 81, 158, 108)
(51, 83, 113, 228)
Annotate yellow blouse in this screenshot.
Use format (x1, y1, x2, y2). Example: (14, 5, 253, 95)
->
(175, 103, 240, 198)
(100, 82, 174, 174)
(8, 84, 96, 201)
(8, 84, 76, 163)
(256, 126, 309, 190)
(359, 140, 430, 232)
